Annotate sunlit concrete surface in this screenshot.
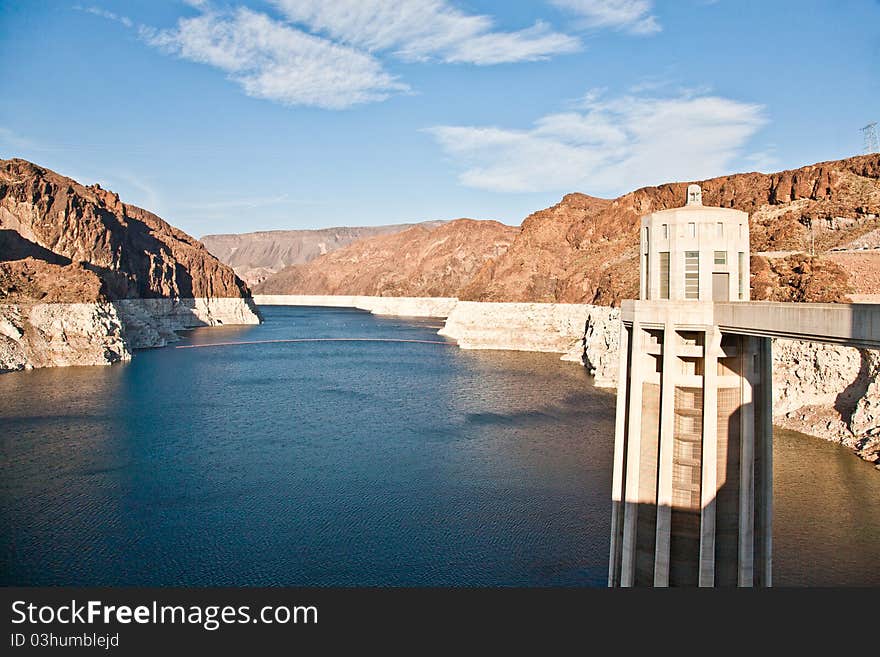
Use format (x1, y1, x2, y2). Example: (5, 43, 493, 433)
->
(608, 186, 880, 587)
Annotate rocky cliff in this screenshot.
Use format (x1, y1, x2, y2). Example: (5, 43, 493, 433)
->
(1, 158, 251, 300)
(255, 219, 519, 297)
(0, 158, 260, 372)
(750, 253, 853, 303)
(462, 154, 880, 304)
(0, 302, 129, 371)
(201, 222, 447, 286)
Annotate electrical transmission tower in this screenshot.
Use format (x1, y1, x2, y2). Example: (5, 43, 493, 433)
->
(862, 122, 879, 154)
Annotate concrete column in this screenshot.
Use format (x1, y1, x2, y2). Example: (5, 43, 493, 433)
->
(620, 322, 645, 587)
(608, 323, 631, 587)
(757, 336, 773, 586)
(738, 336, 756, 586)
(698, 327, 722, 586)
(653, 322, 677, 586)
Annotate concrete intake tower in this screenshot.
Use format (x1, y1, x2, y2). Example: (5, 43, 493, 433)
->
(607, 185, 880, 587)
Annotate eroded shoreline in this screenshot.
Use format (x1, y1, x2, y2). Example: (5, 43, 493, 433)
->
(0, 297, 261, 372)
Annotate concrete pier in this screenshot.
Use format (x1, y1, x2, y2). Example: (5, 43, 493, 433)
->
(607, 185, 880, 587)
(608, 303, 773, 586)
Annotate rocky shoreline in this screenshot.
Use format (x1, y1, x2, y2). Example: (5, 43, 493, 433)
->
(0, 302, 129, 371)
(253, 294, 879, 467)
(0, 297, 260, 372)
(254, 294, 458, 317)
(1, 158, 263, 374)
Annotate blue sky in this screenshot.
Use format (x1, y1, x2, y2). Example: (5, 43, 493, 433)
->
(1, 1, 878, 236)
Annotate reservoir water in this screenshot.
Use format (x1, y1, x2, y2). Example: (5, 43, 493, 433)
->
(1, 306, 878, 586)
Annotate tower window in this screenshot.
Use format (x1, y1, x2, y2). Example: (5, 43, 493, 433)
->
(717, 222, 724, 237)
(738, 252, 746, 300)
(662, 224, 668, 239)
(688, 222, 696, 238)
(714, 251, 727, 265)
(660, 252, 670, 299)
(685, 251, 699, 299)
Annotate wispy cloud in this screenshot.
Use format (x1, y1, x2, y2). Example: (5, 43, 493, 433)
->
(80, 1, 659, 110)
(550, 0, 661, 35)
(272, 0, 581, 65)
(73, 5, 133, 28)
(0, 127, 40, 152)
(743, 147, 779, 172)
(180, 194, 321, 210)
(110, 172, 163, 213)
(140, 7, 407, 109)
(426, 90, 766, 194)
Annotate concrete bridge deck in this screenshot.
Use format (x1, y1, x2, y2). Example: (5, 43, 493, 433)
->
(621, 300, 880, 349)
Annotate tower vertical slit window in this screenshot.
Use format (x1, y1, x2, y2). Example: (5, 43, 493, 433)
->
(685, 251, 699, 299)
(660, 252, 670, 299)
(738, 252, 746, 300)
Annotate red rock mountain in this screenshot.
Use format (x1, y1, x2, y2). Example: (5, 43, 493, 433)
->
(252, 154, 880, 305)
(201, 222, 448, 287)
(462, 154, 880, 305)
(256, 219, 519, 297)
(0, 158, 251, 303)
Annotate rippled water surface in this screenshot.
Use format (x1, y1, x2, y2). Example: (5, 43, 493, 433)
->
(1, 306, 878, 586)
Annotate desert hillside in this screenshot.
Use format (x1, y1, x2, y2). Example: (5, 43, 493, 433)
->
(1, 158, 252, 303)
(255, 219, 519, 297)
(201, 221, 446, 286)
(462, 153, 880, 305)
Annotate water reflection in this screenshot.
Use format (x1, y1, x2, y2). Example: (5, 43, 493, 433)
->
(773, 428, 880, 586)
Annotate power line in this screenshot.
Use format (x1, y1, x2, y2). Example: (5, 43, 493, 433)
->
(862, 122, 879, 154)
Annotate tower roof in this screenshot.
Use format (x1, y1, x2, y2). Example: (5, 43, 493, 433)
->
(644, 185, 747, 221)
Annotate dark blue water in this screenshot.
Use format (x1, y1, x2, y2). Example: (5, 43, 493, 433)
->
(1, 306, 878, 586)
(0, 306, 616, 586)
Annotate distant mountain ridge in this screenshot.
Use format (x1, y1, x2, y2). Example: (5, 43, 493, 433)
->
(248, 154, 880, 304)
(255, 219, 519, 297)
(200, 221, 447, 286)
